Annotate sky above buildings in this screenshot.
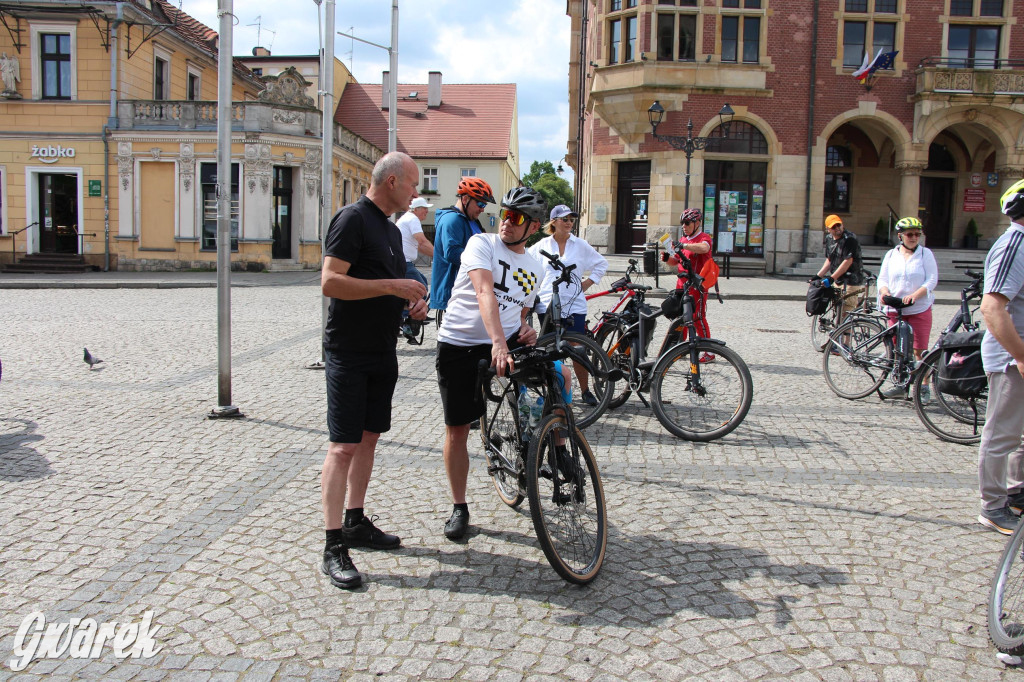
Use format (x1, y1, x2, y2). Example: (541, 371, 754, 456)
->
(185, 0, 575, 185)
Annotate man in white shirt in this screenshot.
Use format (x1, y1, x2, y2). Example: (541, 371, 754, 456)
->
(435, 187, 548, 540)
(396, 197, 434, 288)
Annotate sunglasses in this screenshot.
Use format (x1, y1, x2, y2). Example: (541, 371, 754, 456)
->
(474, 200, 488, 209)
(558, 216, 576, 223)
(902, 232, 922, 238)
(499, 208, 528, 227)
(827, 225, 844, 230)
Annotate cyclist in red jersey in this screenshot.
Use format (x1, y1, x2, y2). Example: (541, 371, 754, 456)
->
(662, 207, 715, 362)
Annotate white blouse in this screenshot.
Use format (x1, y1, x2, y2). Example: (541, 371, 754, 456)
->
(528, 234, 609, 316)
(877, 245, 939, 316)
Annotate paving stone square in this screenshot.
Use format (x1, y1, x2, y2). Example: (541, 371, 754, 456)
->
(0, 277, 1017, 679)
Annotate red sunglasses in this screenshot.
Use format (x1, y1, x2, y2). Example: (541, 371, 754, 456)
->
(500, 208, 529, 227)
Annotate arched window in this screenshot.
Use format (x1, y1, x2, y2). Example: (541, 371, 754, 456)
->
(709, 120, 768, 155)
(825, 145, 852, 212)
(702, 120, 769, 257)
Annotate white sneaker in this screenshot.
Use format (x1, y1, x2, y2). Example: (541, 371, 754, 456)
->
(880, 385, 908, 399)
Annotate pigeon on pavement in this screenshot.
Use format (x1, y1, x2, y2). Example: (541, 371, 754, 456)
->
(83, 348, 104, 369)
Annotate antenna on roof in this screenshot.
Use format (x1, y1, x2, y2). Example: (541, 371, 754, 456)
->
(247, 15, 275, 53)
(344, 26, 354, 72)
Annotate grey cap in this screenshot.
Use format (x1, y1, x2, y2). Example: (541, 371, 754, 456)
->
(550, 205, 578, 220)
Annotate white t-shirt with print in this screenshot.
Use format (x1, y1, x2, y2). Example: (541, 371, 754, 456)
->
(438, 233, 543, 347)
(396, 211, 424, 262)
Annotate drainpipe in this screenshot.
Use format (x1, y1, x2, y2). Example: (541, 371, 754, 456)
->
(801, 0, 819, 262)
(102, 3, 123, 272)
(574, 0, 589, 217)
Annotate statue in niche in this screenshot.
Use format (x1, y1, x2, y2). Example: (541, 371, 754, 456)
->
(0, 53, 21, 98)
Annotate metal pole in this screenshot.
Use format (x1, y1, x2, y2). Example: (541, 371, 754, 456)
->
(307, 0, 336, 370)
(683, 119, 694, 213)
(210, 0, 241, 418)
(388, 0, 398, 153)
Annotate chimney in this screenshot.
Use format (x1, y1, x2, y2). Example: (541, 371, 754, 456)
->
(252, 46, 270, 57)
(428, 71, 441, 108)
(382, 71, 391, 110)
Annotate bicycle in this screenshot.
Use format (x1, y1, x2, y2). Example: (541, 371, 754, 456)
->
(594, 253, 753, 441)
(989, 518, 1024, 658)
(531, 254, 617, 430)
(478, 253, 617, 584)
(822, 294, 916, 400)
(809, 272, 876, 353)
(911, 270, 987, 444)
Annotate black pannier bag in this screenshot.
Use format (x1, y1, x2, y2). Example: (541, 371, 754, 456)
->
(806, 282, 831, 317)
(936, 330, 987, 398)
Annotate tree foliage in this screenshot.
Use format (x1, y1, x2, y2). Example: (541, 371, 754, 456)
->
(521, 160, 574, 217)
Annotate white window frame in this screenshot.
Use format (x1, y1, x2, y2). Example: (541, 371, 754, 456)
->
(30, 21, 77, 100)
(422, 167, 439, 192)
(186, 63, 202, 101)
(153, 45, 172, 100)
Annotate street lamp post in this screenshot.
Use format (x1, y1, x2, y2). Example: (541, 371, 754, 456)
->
(647, 101, 735, 212)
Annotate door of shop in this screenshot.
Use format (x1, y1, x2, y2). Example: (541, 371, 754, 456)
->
(615, 161, 651, 254)
(272, 167, 293, 260)
(919, 177, 954, 248)
(38, 173, 78, 254)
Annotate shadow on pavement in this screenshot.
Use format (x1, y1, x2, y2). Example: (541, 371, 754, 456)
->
(0, 418, 52, 482)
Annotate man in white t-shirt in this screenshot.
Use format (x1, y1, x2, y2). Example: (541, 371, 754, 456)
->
(435, 187, 548, 540)
(395, 197, 434, 288)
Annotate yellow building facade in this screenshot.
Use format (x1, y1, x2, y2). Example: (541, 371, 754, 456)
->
(0, 0, 379, 272)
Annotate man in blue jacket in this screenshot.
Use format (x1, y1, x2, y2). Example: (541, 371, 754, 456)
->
(430, 176, 495, 325)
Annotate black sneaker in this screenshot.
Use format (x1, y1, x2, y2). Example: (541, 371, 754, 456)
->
(321, 545, 361, 589)
(581, 390, 598, 407)
(341, 515, 401, 550)
(979, 507, 1020, 536)
(444, 508, 470, 540)
(1009, 491, 1024, 515)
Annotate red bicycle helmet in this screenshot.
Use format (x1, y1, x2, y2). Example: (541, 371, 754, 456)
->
(680, 208, 702, 223)
(457, 177, 495, 204)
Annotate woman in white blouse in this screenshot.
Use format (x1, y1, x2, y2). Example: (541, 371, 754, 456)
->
(877, 216, 939, 398)
(529, 204, 608, 406)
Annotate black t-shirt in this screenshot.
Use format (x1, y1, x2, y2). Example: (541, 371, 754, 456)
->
(825, 230, 864, 286)
(323, 196, 406, 352)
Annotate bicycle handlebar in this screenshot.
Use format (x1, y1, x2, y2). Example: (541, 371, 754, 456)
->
(477, 343, 623, 395)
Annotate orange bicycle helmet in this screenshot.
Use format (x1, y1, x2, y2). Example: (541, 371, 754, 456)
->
(457, 177, 495, 204)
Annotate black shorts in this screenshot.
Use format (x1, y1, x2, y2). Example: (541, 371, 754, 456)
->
(436, 336, 523, 427)
(325, 348, 399, 443)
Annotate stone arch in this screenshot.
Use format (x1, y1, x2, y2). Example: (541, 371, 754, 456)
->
(915, 105, 1023, 166)
(702, 110, 781, 159)
(819, 108, 913, 165)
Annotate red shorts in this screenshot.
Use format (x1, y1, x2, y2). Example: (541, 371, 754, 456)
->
(886, 308, 932, 351)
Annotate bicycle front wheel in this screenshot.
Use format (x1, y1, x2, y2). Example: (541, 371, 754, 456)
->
(650, 340, 753, 441)
(526, 414, 607, 585)
(594, 322, 633, 409)
(535, 331, 613, 429)
(480, 377, 525, 508)
(912, 349, 986, 445)
(822, 317, 890, 400)
(990, 523, 1024, 656)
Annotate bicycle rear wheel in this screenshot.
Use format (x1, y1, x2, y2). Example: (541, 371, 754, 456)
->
(912, 348, 986, 445)
(990, 523, 1024, 656)
(810, 304, 839, 353)
(822, 317, 890, 399)
(595, 322, 633, 409)
(526, 414, 607, 585)
(650, 340, 753, 441)
(534, 331, 613, 429)
(480, 377, 525, 508)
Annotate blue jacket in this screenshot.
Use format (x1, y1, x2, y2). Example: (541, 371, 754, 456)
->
(430, 207, 483, 310)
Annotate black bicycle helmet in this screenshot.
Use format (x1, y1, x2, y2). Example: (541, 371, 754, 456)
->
(501, 186, 548, 224)
(1001, 179, 1024, 221)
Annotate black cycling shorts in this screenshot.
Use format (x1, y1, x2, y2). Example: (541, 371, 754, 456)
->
(325, 348, 399, 443)
(436, 335, 523, 427)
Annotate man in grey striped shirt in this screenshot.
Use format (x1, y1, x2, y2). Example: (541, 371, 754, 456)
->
(977, 178, 1024, 535)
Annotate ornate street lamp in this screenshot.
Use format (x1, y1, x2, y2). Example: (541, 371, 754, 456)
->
(647, 101, 735, 210)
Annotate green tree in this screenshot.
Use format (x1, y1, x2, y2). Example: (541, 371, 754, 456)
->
(532, 174, 574, 212)
(522, 160, 558, 188)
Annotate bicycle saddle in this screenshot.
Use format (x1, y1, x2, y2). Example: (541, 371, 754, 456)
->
(881, 295, 912, 309)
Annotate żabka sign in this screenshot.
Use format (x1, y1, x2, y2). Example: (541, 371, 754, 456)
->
(30, 144, 76, 164)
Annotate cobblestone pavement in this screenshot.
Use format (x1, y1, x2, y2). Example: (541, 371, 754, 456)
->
(0, 281, 1015, 680)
